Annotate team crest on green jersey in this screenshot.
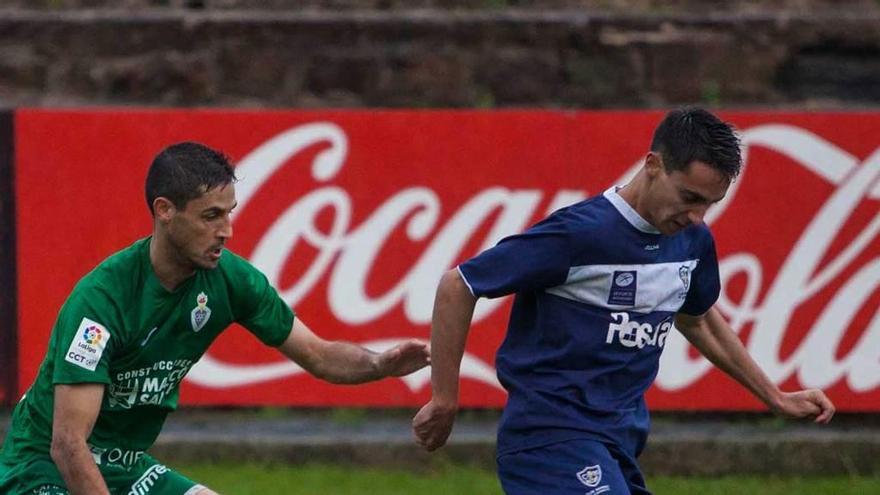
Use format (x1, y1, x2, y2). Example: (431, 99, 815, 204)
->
(190, 292, 211, 332)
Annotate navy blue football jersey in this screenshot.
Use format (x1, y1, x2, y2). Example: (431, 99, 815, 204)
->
(459, 187, 720, 457)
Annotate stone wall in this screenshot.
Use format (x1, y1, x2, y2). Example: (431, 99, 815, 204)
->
(2, 1, 878, 11)
(0, 5, 878, 108)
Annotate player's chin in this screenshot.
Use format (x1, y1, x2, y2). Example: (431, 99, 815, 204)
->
(195, 256, 221, 270)
(662, 220, 689, 235)
(657, 224, 680, 236)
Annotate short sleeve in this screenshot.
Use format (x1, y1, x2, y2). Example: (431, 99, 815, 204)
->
(51, 286, 120, 386)
(459, 213, 571, 299)
(228, 254, 295, 347)
(678, 231, 721, 316)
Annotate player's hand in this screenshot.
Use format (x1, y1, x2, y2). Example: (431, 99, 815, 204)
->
(773, 389, 835, 424)
(376, 339, 430, 377)
(412, 399, 457, 451)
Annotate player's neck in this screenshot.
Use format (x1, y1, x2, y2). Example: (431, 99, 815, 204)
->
(617, 170, 658, 228)
(149, 234, 196, 292)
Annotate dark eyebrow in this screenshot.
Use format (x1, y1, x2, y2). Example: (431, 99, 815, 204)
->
(202, 202, 237, 216)
(681, 187, 725, 204)
(681, 189, 706, 202)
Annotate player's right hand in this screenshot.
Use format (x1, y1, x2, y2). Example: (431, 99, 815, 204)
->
(774, 389, 836, 424)
(412, 399, 458, 451)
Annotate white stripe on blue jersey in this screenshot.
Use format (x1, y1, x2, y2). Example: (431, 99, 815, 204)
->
(546, 259, 699, 314)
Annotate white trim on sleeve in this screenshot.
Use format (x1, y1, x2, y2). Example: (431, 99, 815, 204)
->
(457, 265, 477, 297)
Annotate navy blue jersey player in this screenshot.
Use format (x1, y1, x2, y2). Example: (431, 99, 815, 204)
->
(413, 108, 836, 494)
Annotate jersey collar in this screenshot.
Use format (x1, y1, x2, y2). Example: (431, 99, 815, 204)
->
(603, 186, 661, 235)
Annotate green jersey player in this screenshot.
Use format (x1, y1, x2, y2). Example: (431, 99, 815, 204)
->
(0, 142, 430, 495)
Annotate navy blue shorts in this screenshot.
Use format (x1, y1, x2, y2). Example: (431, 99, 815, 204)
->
(497, 439, 651, 494)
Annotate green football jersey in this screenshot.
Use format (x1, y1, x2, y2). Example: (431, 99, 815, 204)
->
(0, 237, 294, 464)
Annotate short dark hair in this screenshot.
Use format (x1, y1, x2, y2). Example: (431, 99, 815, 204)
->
(145, 142, 237, 215)
(650, 107, 742, 181)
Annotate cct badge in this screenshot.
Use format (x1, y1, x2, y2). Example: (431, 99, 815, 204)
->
(190, 292, 212, 332)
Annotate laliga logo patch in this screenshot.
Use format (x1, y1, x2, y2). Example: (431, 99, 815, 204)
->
(65, 317, 110, 372)
(82, 325, 103, 345)
(190, 292, 212, 332)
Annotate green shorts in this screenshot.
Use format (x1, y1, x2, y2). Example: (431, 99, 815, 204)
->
(0, 448, 204, 495)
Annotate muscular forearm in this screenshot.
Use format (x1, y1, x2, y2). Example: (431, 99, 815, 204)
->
(310, 341, 383, 384)
(278, 318, 427, 385)
(679, 308, 782, 409)
(51, 438, 110, 495)
(431, 269, 477, 408)
(411, 269, 478, 451)
(681, 308, 835, 422)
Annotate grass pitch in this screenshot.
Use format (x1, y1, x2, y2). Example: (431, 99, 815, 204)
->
(174, 462, 879, 494)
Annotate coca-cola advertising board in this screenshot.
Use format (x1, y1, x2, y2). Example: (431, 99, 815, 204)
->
(14, 109, 880, 410)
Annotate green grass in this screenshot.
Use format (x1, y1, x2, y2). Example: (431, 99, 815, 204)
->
(176, 463, 500, 494)
(172, 462, 880, 495)
(650, 476, 879, 495)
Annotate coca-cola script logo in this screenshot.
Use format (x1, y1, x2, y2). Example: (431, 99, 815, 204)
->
(186, 122, 880, 399)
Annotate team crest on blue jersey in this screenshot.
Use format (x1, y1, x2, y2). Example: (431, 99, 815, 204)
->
(577, 464, 602, 487)
(679, 265, 691, 291)
(607, 270, 637, 306)
(190, 292, 212, 332)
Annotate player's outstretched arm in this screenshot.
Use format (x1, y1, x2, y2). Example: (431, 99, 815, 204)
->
(412, 268, 478, 452)
(675, 307, 835, 424)
(52, 383, 111, 495)
(277, 318, 429, 385)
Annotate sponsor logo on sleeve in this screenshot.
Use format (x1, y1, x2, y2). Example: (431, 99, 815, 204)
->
(65, 318, 111, 372)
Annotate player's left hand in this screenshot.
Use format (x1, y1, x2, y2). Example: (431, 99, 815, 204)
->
(774, 389, 835, 424)
(376, 339, 431, 377)
(413, 399, 457, 451)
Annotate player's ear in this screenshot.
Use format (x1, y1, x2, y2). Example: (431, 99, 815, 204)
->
(645, 152, 663, 178)
(153, 197, 176, 223)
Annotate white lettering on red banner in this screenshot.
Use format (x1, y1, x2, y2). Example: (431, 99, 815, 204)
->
(184, 121, 880, 398)
(15, 110, 879, 409)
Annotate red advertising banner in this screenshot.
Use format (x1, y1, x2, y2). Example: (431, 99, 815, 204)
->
(14, 110, 880, 410)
